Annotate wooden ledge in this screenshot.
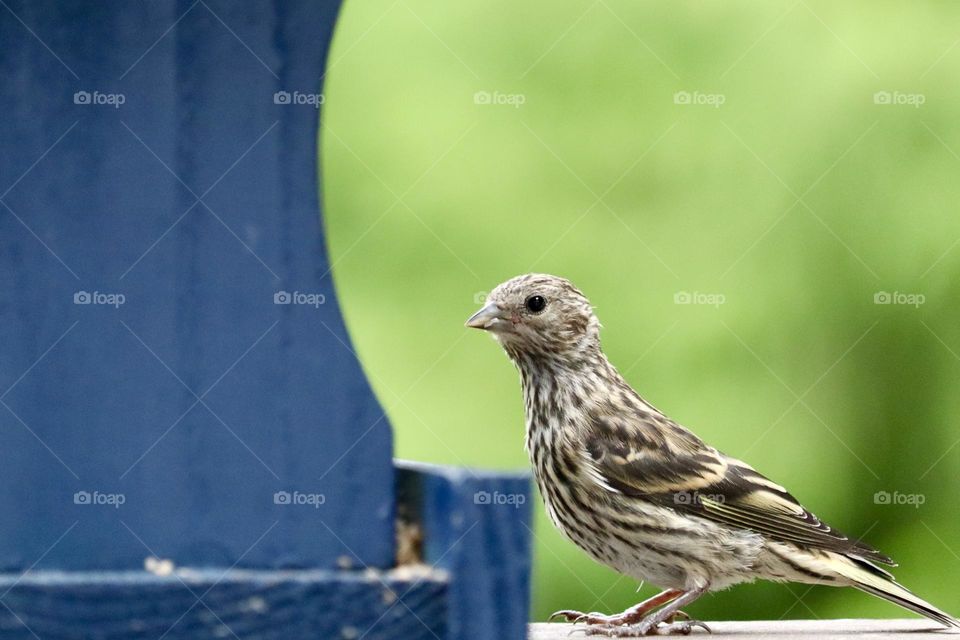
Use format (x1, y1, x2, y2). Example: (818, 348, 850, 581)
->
(530, 619, 954, 639)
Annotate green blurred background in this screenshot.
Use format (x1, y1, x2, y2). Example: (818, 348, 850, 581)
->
(320, 0, 960, 623)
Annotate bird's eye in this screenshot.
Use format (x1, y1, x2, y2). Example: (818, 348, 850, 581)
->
(525, 295, 547, 313)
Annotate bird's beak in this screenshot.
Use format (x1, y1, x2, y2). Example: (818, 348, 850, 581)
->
(465, 302, 506, 331)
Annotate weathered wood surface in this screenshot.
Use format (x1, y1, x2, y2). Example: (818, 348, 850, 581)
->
(0, 568, 447, 640)
(530, 620, 951, 639)
(0, 461, 533, 639)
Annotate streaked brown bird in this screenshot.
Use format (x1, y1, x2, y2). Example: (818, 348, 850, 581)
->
(466, 273, 958, 636)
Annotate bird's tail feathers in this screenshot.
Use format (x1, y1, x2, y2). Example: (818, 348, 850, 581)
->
(832, 555, 959, 629)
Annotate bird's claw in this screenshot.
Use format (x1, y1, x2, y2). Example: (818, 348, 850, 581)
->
(657, 620, 711, 635)
(550, 609, 585, 623)
(581, 618, 710, 636)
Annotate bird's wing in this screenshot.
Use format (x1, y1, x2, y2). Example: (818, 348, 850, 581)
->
(583, 413, 894, 565)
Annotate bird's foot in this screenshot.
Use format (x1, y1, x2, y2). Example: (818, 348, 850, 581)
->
(551, 608, 690, 628)
(578, 618, 709, 636)
(552, 589, 688, 629)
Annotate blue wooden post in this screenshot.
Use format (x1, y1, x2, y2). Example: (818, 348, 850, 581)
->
(397, 462, 533, 640)
(0, 1, 532, 638)
(0, 0, 392, 573)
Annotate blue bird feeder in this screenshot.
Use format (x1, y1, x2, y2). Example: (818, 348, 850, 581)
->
(0, 1, 532, 638)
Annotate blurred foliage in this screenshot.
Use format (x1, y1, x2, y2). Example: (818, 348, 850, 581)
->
(321, 0, 960, 623)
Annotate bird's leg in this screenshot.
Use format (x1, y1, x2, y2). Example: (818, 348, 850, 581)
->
(550, 589, 683, 626)
(584, 586, 710, 636)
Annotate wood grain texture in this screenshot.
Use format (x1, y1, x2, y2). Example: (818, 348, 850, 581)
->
(0, 568, 447, 640)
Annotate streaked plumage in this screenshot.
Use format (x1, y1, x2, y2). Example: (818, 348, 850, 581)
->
(466, 273, 958, 636)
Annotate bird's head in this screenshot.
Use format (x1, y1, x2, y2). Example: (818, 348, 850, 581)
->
(465, 274, 600, 361)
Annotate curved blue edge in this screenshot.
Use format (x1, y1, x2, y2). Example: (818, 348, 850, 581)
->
(0, 2, 535, 638)
(0, 0, 393, 571)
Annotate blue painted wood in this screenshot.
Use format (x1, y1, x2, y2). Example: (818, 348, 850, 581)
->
(0, 0, 394, 571)
(396, 460, 533, 640)
(0, 3, 537, 637)
(0, 458, 534, 639)
(0, 569, 447, 640)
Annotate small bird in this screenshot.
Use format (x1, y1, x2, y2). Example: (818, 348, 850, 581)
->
(466, 273, 958, 636)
